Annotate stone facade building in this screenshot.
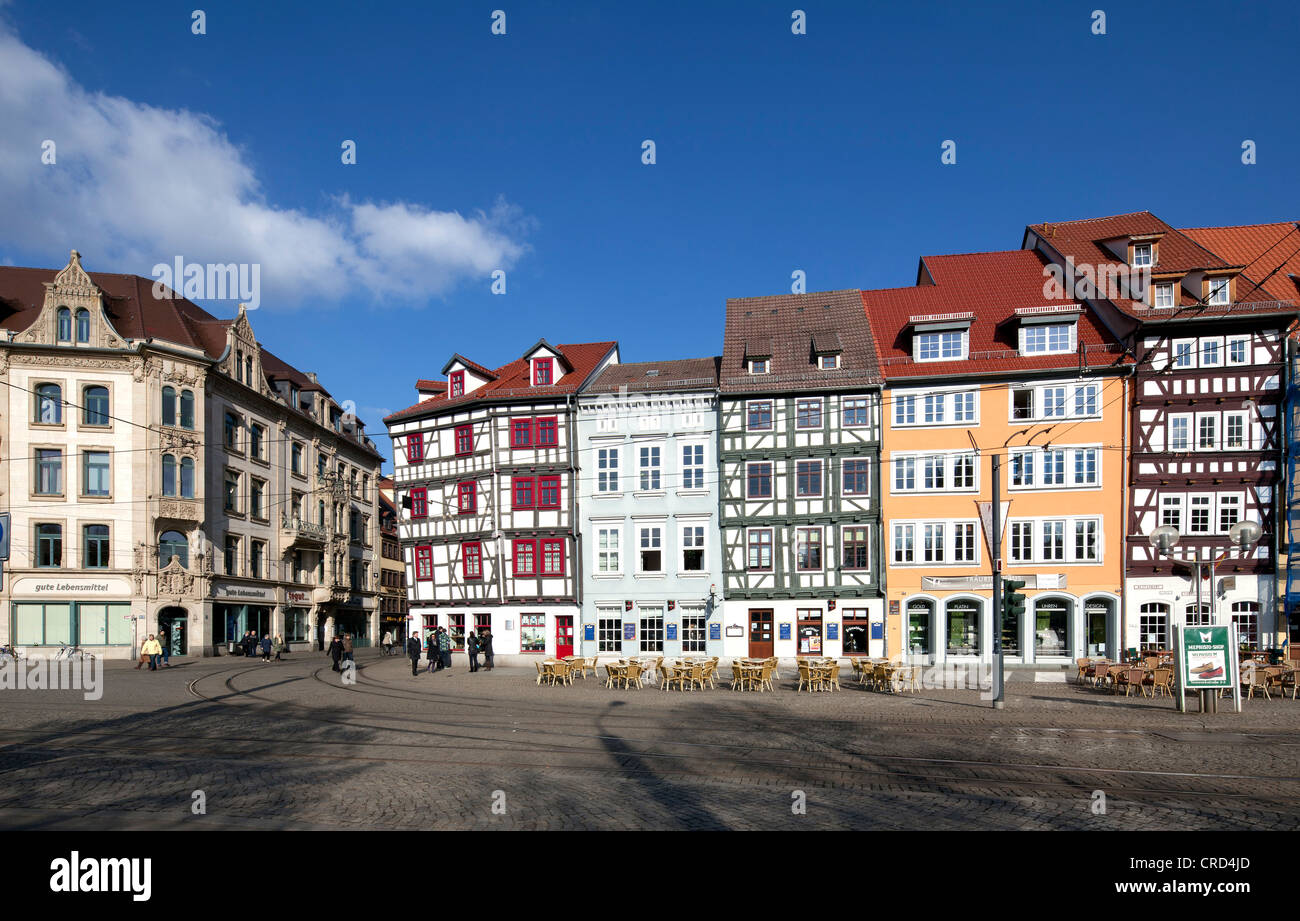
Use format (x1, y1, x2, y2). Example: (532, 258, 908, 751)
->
(0, 251, 382, 657)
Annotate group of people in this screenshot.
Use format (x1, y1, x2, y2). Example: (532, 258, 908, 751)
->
(136, 632, 169, 670)
(235, 630, 285, 662)
(405, 627, 494, 677)
(327, 633, 356, 671)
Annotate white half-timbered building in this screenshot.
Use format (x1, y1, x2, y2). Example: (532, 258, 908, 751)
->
(385, 340, 619, 658)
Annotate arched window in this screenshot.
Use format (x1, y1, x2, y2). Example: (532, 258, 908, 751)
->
(1184, 603, 1212, 627)
(180, 457, 195, 499)
(159, 531, 188, 568)
(161, 454, 177, 497)
(945, 598, 982, 656)
(161, 386, 176, 426)
(906, 599, 933, 657)
(82, 386, 109, 425)
(75, 308, 90, 343)
(35, 383, 62, 424)
(179, 390, 195, 430)
(56, 307, 71, 342)
(1139, 602, 1169, 654)
(1033, 597, 1071, 657)
(245, 355, 253, 385)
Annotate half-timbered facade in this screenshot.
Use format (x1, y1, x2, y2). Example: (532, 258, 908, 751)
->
(719, 290, 884, 659)
(1027, 212, 1300, 652)
(576, 357, 723, 659)
(864, 250, 1130, 663)
(385, 340, 619, 658)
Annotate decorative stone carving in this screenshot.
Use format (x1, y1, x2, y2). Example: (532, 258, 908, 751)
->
(159, 429, 200, 456)
(157, 557, 195, 597)
(51, 250, 97, 295)
(158, 499, 200, 521)
(132, 546, 148, 595)
(8, 353, 129, 371)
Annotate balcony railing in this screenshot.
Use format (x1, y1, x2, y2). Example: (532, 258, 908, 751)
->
(281, 514, 328, 543)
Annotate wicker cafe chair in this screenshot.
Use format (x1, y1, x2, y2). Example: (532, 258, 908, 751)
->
(872, 664, 890, 692)
(535, 661, 548, 686)
(1147, 667, 1174, 699)
(1090, 662, 1110, 690)
(826, 661, 841, 692)
(729, 662, 748, 691)
(759, 660, 776, 692)
(623, 662, 644, 690)
(660, 663, 681, 692)
(1246, 664, 1272, 700)
(797, 662, 814, 693)
(685, 663, 704, 691)
(1113, 667, 1143, 697)
(1075, 658, 1092, 684)
(604, 663, 623, 689)
(703, 658, 720, 689)
(1280, 667, 1298, 700)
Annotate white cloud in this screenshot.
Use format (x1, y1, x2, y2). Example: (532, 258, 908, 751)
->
(0, 22, 531, 308)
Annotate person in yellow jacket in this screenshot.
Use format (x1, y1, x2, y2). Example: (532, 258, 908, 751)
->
(141, 634, 163, 671)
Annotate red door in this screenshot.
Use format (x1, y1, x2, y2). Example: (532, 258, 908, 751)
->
(556, 616, 574, 658)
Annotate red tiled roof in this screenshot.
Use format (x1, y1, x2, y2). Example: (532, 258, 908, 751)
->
(415, 378, 445, 393)
(1026, 211, 1289, 318)
(439, 353, 497, 380)
(584, 356, 720, 394)
(385, 340, 619, 423)
(720, 290, 881, 395)
(861, 249, 1128, 380)
(1180, 222, 1300, 304)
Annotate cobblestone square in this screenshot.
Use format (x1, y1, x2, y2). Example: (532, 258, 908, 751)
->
(1, 650, 1297, 831)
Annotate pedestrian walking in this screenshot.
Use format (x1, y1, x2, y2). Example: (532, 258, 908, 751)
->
(273, 634, 285, 661)
(382, 630, 393, 656)
(467, 631, 480, 672)
(141, 634, 163, 671)
(426, 631, 437, 673)
(328, 636, 344, 671)
(243, 630, 256, 657)
(159, 629, 172, 667)
(438, 627, 451, 670)
(481, 628, 494, 671)
(407, 632, 422, 677)
(260, 634, 272, 662)
(342, 633, 355, 664)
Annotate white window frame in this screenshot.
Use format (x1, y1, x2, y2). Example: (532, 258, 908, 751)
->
(1020, 322, 1076, 356)
(922, 393, 946, 424)
(595, 525, 622, 575)
(795, 526, 823, 572)
(637, 443, 663, 491)
(680, 442, 706, 490)
(795, 397, 824, 430)
(1153, 282, 1175, 308)
(1223, 412, 1248, 450)
(1132, 242, 1152, 267)
(1073, 383, 1099, 417)
(748, 359, 769, 375)
(679, 522, 707, 573)
(893, 394, 916, 426)
(1187, 494, 1214, 534)
(915, 329, 968, 362)
(1226, 336, 1250, 366)
(1168, 414, 1191, 452)
(637, 525, 664, 574)
(952, 522, 978, 564)
(893, 456, 916, 492)
(841, 458, 871, 497)
(892, 523, 914, 564)
(596, 446, 620, 494)
(818, 354, 840, 370)
(1216, 493, 1243, 533)
(745, 460, 774, 500)
(1206, 277, 1230, 306)
(921, 523, 946, 564)
(745, 400, 774, 432)
(1172, 339, 1196, 369)
(1195, 413, 1218, 451)
(952, 390, 978, 424)
(1200, 337, 1223, 367)
(1160, 494, 1184, 531)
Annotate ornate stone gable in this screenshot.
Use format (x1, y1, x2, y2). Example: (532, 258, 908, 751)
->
(23, 250, 130, 349)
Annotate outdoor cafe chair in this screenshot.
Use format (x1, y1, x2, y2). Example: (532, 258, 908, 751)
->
(1075, 658, 1092, 684)
(1113, 667, 1143, 697)
(660, 663, 683, 692)
(797, 662, 814, 693)
(1090, 662, 1111, 690)
(623, 662, 644, 690)
(729, 662, 748, 691)
(604, 663, 624, 689)
(535, 661, 548, 686)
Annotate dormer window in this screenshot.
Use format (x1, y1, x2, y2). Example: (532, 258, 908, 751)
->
(819, 354, 840, 370)
(1153, 283, 1175, 308)
(749, 359, 769, 374)
(916, 330, 966, 362)
(450, 371, 465, 397)
(533, 358, 553, 386)
(1206, 277, 1230, 306)
(1132, 243, 1153, 267)
(1021, 322, 1075, 355)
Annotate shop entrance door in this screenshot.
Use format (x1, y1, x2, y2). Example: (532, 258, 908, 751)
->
(749, 609, 774, 658)
(556, 616, 574, 659)
(158, 607, 187, 656)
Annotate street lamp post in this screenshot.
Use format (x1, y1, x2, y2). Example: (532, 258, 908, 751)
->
(1148, 519, 1262, 713)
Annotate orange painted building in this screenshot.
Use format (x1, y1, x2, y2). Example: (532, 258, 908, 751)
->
(863, 250, 1130, 663)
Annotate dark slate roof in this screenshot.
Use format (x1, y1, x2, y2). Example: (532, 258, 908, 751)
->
(583, 356, 720, 394)
(720, 289, 881, 395)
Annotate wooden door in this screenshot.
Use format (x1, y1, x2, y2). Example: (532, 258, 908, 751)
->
(556, 616, 574, 659)
(748, 609, 774, 658)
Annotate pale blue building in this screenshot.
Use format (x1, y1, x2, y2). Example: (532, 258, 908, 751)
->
(576, 357, 726, 659)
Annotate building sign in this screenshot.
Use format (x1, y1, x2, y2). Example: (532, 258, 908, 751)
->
(726, 625, 743, 638)
(1179, 625, 1234, 689)
(666, 623, 677, 641)
(623, 622, 636, 641)
(779, 623, 791, 641)
(920, 574, 1065, 591)
(213, 584, 275, 602)
(286, 590, 311, 605)
(10, 576, 132, 597)
(976, 501, 1010, 556)
(709, 623, 721, 641)
(583, 624, 595, 642)
(827, 623, 839, 641)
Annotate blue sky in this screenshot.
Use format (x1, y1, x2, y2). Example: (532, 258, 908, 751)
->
(3, 0, 1298, 471)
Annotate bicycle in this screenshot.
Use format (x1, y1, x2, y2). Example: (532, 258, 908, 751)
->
(55, 643, 96, 663)
(0, 645, 23, 664)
